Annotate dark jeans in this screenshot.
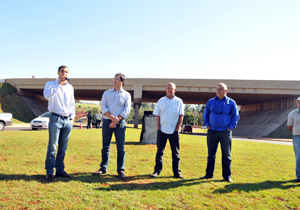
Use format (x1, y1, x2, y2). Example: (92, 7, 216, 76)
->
(154, 130, 181, 176)
(100, 119, 126, 173)
(87, 120, 91, 129)
(96, 120, 101, 129)
(205, 129, 232, 179)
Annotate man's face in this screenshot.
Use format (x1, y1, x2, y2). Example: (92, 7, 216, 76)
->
(113, 75, 123, 88)
(58, 67, 69, 81)
(216, 84, 227, 100)
(166, 83, 176, 98)
(297, 100, 300, 109)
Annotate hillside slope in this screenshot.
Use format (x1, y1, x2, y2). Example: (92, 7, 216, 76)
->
(0, 83, 35, 123)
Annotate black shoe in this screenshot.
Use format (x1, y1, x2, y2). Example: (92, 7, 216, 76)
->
(200, 175, 212, 180)
(174, 174, 184, 179)
(118, 171, 126, 179)
(46, 174, 54, 182)
(92, 168, 106, 175)
(56, 172, 71, 179)
(150, 171, 160, 177)
(224, 177, 233, 183)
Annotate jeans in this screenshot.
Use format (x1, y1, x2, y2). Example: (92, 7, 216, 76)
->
(205, 129, 232, 179)
(154, 130, 181, 176)
(100, 119, 126, 173)
(293, 135, 300, 179)
(45, 114, 73, 175)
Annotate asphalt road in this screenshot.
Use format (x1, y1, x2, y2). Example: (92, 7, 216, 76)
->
(2, 124, 99, 131)
(2, 124, 292, 146)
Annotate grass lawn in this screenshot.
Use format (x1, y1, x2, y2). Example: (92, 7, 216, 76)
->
(0, 127, 299, 209)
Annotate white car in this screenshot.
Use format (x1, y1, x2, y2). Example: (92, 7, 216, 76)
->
(0, 113, 13, 131)
(30, 112, 50, 130)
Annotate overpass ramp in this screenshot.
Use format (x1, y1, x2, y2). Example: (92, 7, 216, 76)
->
(234, 109, 293, 138)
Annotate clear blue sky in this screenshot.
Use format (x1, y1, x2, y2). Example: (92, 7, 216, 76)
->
(1, 0, 299, 80)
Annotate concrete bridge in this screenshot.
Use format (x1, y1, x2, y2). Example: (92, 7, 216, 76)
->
(5, 78, 300, 137)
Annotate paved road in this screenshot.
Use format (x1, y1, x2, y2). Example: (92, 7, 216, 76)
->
(3, 124, 292, 146)
(2, 124, 99, 131)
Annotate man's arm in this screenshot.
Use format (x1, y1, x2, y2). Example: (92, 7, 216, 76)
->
(43, 81, 59, 100)
(69, 87, 75, 120)
(175, 115, 183, 132)
(156, 116, 161, 130)
(288, 126, 293, 132)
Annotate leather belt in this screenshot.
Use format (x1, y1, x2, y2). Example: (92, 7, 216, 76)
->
(51, 112, 69, 119)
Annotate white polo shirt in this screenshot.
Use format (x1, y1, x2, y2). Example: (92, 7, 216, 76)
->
(153, 95, 184, 134)
(287, 108, 300, 135)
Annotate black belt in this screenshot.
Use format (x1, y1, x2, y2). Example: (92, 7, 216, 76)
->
(52, 112, 69, 119)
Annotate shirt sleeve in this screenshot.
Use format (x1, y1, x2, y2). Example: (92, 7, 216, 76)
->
(69, 86, 76, 119)
(152, 99, 161, 116)
(203, 99, 211, 128)
(179, 99, 184, 116)
(287, 112, 293, 126)
(119, 92, 132, 119)
(43, 81, 59, 100)
(101, 91, 109, 116)
(228, 100, 240, 130)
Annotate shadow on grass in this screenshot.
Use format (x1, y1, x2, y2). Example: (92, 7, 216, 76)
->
(0, 173, 202, 190)
(213, 180, 300, 194)
(94, 176, 202, 191)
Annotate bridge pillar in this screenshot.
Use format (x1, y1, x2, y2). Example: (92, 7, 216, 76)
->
(133, 84, 143, 128)
(134, 102, 141, 128)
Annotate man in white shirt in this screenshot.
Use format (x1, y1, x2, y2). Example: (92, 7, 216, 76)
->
(95, 111, 102, 129)
(287, 96, 300, 183)
(43, 65, 75, 182)
(151, 82, 184, 179)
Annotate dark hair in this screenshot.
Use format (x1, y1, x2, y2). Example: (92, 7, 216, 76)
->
(58, 65, 69, 72)
(115, 73, 126, 84)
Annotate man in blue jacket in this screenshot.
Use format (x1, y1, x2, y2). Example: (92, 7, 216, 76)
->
(200, 83, 239, 182)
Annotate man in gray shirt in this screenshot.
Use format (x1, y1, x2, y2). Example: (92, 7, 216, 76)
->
(287, 96, 300, 183)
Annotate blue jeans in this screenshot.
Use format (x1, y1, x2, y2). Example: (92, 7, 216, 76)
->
(293, 135, 300, 179)
(205, 129, 232, 179)
(45, 114, 73, 175)
(100, 119, 126, 173)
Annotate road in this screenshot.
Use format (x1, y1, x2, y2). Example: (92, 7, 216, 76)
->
(2, 123, 98, 131)
(3, 124, 293, 146)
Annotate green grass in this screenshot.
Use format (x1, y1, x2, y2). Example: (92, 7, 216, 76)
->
(0, 128, 299, 209)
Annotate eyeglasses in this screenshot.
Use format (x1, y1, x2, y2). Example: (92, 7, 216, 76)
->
(113, 78, 122, 82)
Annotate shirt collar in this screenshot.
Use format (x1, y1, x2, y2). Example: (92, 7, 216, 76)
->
(55, 79, 69, 86)
(113, 88, 124, 92)
(215, 95, 227, 101)
(166, 95, 175, 100)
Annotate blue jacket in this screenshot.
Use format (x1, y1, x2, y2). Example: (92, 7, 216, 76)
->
(203, 96, 239, 131)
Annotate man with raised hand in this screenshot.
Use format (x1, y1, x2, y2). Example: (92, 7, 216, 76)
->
(44, 65, 75, 182)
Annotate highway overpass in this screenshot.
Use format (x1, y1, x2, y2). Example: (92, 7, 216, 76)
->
(5, 78, 300, 137)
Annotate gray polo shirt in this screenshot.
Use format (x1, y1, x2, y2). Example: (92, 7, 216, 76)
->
(287, 108, 300, 135)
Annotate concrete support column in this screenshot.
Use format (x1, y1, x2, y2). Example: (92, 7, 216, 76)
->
(134, 102, 141, 128)
(133, 84, 143, 128)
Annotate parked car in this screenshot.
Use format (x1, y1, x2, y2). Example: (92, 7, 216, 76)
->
(0, 113, 13, 131)
(181, 124, 193, 133)
(30, 112, 50, 130)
